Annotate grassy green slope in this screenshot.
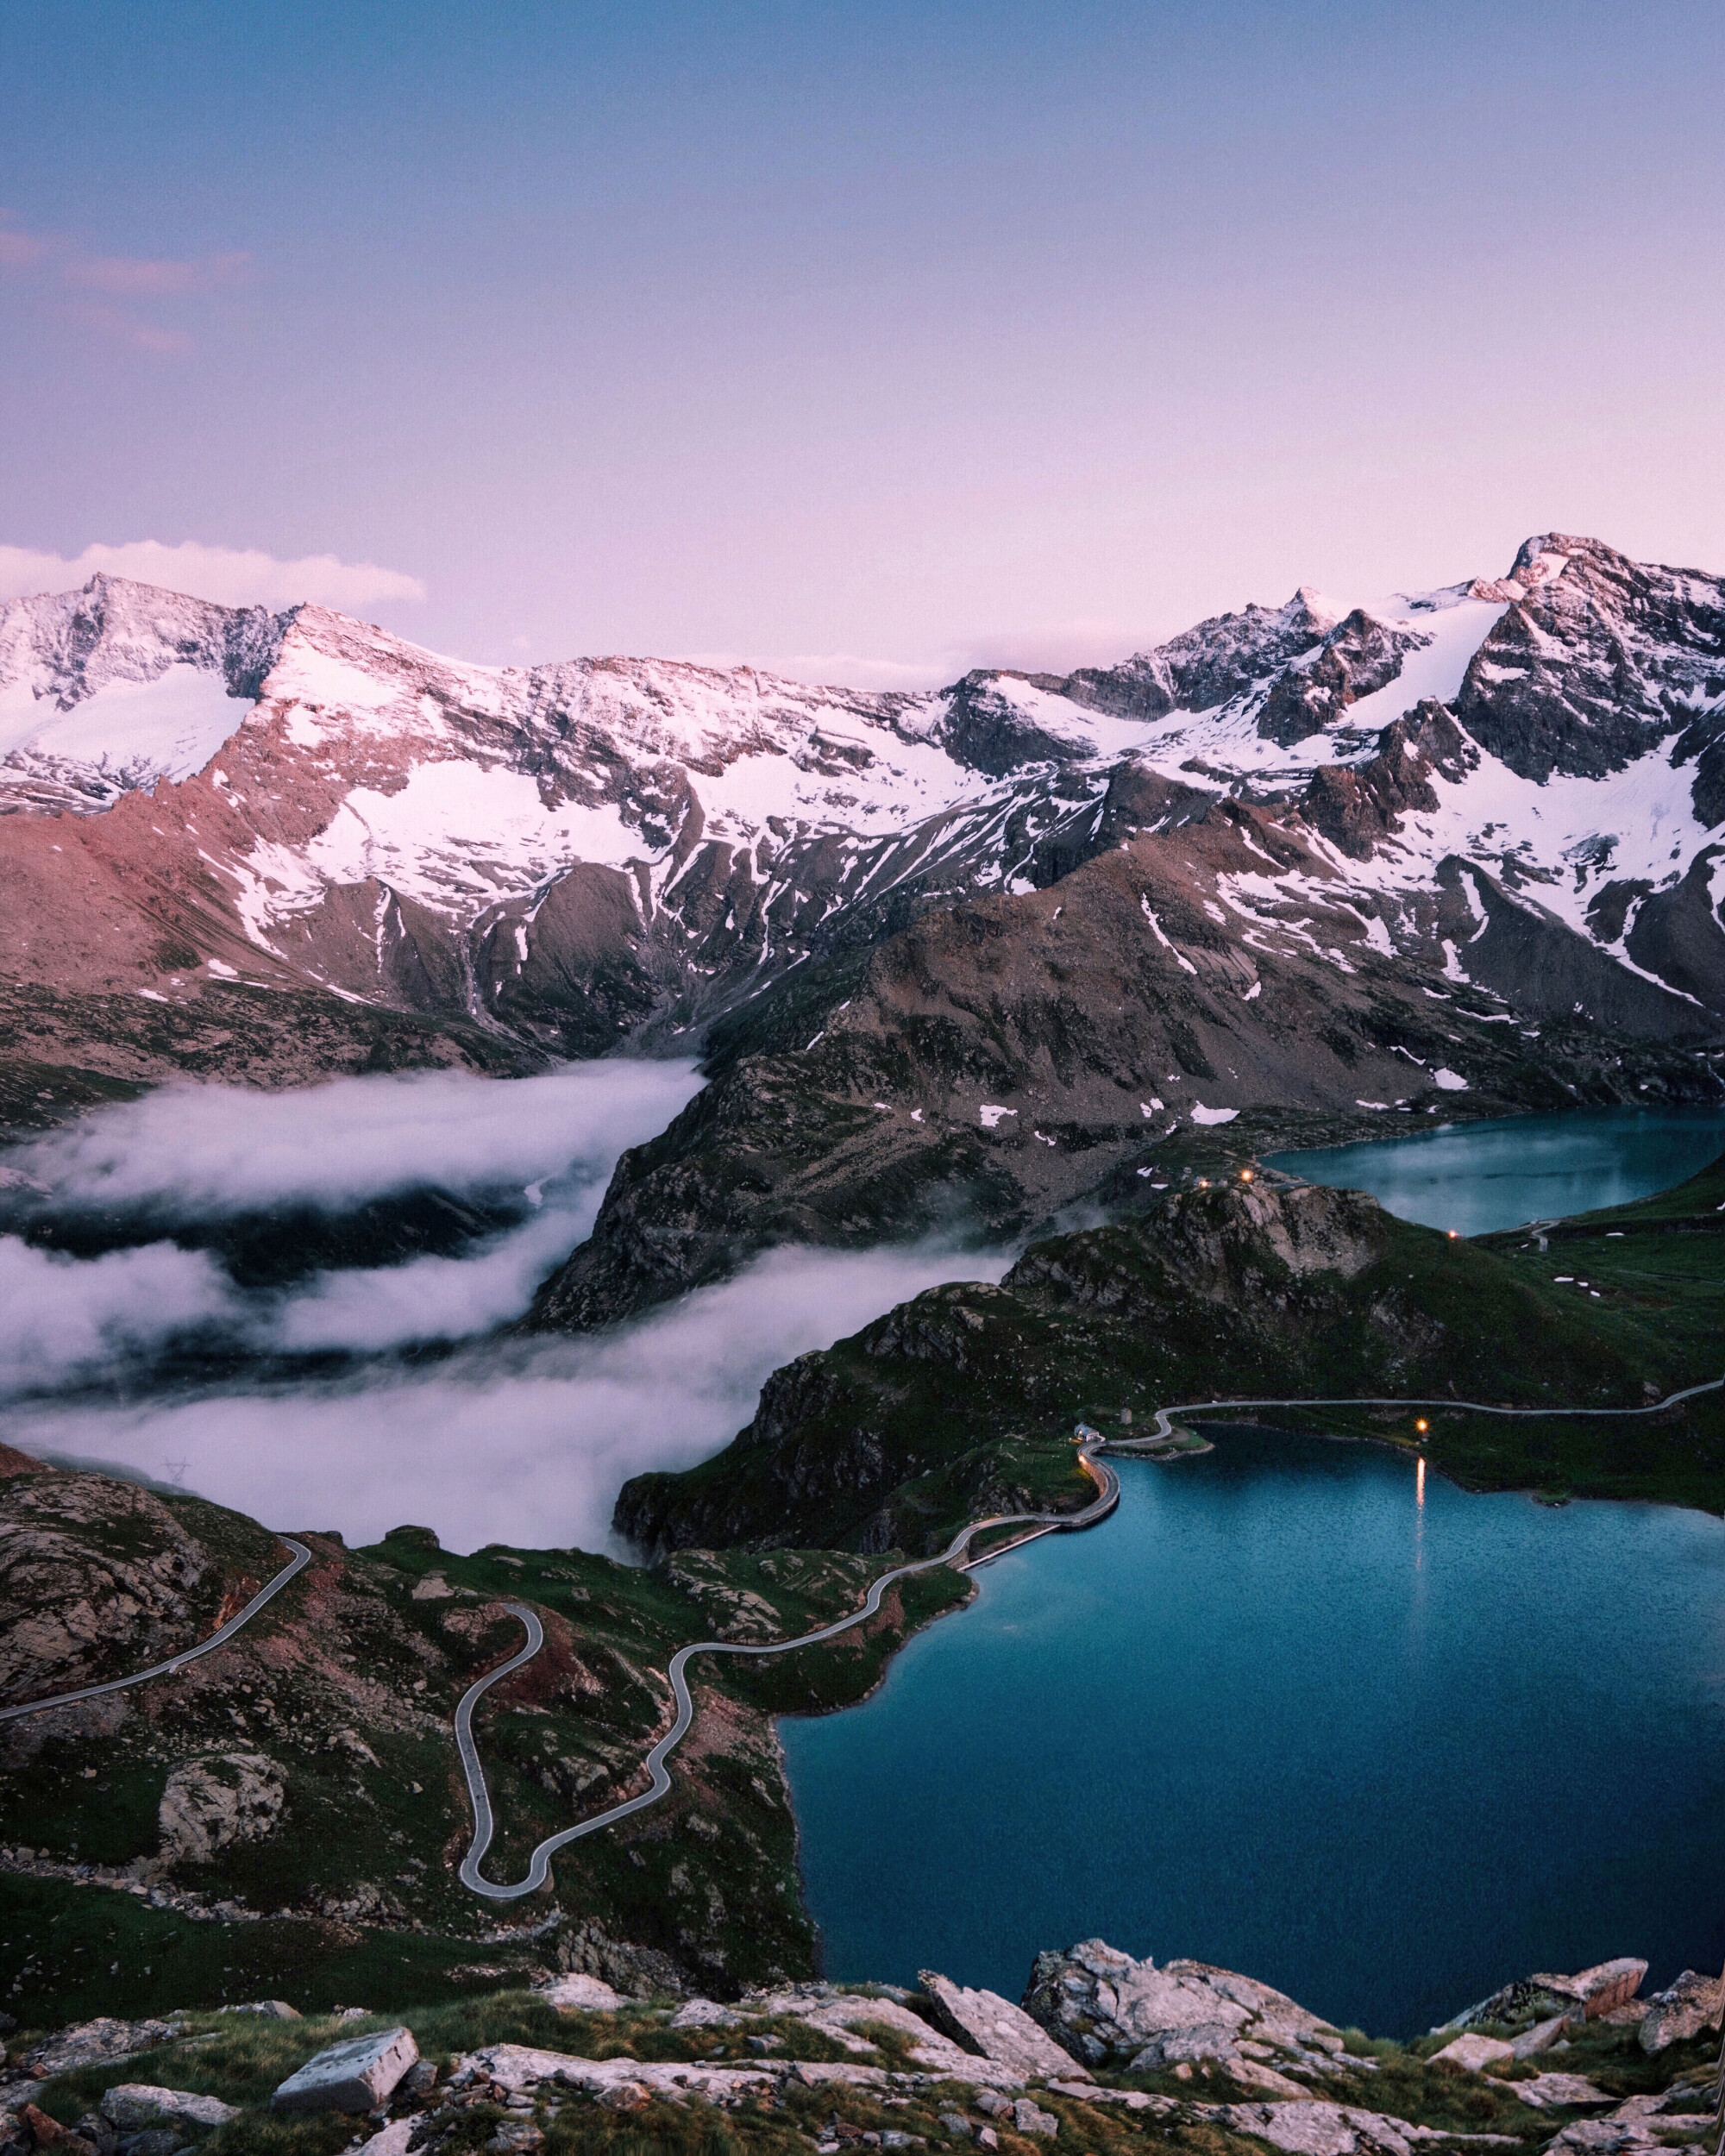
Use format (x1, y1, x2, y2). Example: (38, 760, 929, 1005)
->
(617, 1161, 1725, 1553)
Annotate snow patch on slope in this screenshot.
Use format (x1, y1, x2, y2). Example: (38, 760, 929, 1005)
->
(0, 665, 245, 780)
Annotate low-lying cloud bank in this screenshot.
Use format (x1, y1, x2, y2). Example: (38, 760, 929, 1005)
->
(10, 1060, 702, 1219)
(0, 1236, 237, 1395)
(8, 1242, 1008, 1553)
(2, 1057, 1008, 1550)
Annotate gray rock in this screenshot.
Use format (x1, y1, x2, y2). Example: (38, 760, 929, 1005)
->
(535, 1973, 626, 2013)
(1639, 1971, 1722, 2054)
(157, 1753, 285, 1866)
(354, 2125, 416, 2156)
(1429, 2034, 1515, 2072)
(101, 2086, 238, 2131)
(668, 1998, 737, 2030)
(1510, 2015, 1577, 2060)
(1011, 2099, 1059, 2138)
(270, 2026, 419, 2113)
(1440, 1960, 1647, 2034)
(919, 1972, 1086, 2082)
(1022, 1940, 1336, 2072)
(217, 1999, 300, 2021)
(1128, 2021, 1248, 2071)
(120, 2133, 184, 2156)
(24, 2019, 183, 2078)
(1512, 2075, 1611, 2109)
(939, 2113, 974, 2137)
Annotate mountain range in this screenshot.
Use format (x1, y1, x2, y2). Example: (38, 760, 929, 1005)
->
(3, 533, 1722, 1313)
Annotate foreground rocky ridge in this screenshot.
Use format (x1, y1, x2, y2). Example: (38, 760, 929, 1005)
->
(1, 1938, 1718, 2156)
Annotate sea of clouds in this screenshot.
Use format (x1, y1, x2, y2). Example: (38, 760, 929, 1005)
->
(1, 1062, 1006, 1551)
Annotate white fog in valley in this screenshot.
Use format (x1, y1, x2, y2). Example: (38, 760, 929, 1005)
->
(4, 1242, 1007, 1551)
(0, 1061, 1007, 1551)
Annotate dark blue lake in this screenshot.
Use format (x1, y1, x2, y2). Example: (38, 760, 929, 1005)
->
(1264, 1104, 1725, 1238)
(781, 1438, 1725, 2034)
(781, 1106, 1725, 2035)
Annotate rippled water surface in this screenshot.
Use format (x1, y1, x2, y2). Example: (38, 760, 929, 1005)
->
(782, 1439, 1725, 2033)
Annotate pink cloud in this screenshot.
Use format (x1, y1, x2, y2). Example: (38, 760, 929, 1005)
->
(0, 212, 51, 268)
(63, 301, 196, 355)
(63, 249, 250, 297)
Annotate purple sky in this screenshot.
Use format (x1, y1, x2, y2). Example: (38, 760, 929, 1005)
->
(3, 1, 1722, 686)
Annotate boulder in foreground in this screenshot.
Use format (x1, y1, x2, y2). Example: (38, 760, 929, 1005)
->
(919, 1971, 1088, 2082)
(101, 2084, 240, 2129)
(270, 2025, 419, 2113)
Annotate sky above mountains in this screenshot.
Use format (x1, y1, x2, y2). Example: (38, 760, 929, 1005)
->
(3, 0, 1723, 687)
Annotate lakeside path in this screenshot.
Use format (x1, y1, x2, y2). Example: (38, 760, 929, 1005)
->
(456, 1361, 1725, 1902)
(456, 1448, 1121, 1901)
(0, 1537, 313, 1727)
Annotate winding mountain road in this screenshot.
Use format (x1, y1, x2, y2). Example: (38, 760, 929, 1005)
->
(1117, 1370, 1725, 1446)
(0, 1537, 313, 1727)
(455, 1362, 1725, 1901)
(456, 1449, 1120, 1900)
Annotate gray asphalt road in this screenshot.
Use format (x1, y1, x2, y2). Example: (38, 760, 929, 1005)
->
(455, 1359, 1725, 1902)
(457, 1449, 1120, 1900)
(0, 1536, 314, 1726)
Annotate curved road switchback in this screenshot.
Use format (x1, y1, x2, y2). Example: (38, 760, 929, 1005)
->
(456, 1360, 1725, 1901)
(0, 1538, 314, 1727)
(456, 1448, 1119, 1900)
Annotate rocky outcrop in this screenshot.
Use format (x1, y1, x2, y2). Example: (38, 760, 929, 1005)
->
(0, 1470, 225, 1705)
(1258, 611, 1425, 748)
(1454, 535, 1725, 787)
(1299, 702, 1475, 862)
(1021, 1939, 1340, 2075)
(1440, 1958, 1649, 2033)
(919, 1972, 1087, 2082)
(1639, 1970, 1722, 2053)
(157, 1752, 287, 1865)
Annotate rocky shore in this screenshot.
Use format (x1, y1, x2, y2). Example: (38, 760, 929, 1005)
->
(2, 1939, 1718, 2156)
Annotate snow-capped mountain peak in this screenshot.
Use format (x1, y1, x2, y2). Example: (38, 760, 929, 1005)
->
(2, 536, 1721, 1064)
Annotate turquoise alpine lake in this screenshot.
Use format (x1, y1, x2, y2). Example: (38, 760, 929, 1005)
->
(1264, 1102, 1725, 1238)
(779, 1107, 1725, 2034)
(780, 1438, 1725, 2034)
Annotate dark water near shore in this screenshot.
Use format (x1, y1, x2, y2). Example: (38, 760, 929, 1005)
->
(1264, 1104, 1725, 1238)
(781, 1438, 1725, 2034)
(781, 1106, 1725, 2034)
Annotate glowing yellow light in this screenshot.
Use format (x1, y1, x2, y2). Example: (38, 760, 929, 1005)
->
(1416, 1456, 1427, 1507)
(1240, 1169, 1253, 1182)
(1446, 1229, 1458, 1239)
(1198, 1177, 1209, 1188)
(1415, 1418, 1428, 1433)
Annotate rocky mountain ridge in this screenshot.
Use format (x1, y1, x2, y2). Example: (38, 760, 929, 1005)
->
(5, 535, 1722, 1323)
(3, 535, 1722, 1079)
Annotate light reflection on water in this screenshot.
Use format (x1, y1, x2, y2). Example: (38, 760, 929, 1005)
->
(782, 1437, 1725, 2035)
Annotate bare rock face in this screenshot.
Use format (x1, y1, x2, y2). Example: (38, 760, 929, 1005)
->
(157, 1752, 286, 1865)
(919, 1971, 1088, 2082)
(270, 2026, 419, 2113)
(1258, 610, 1427, 748)
(1440, 1958, 1648, 2033)
(1021, 1940, 1339, 2073)
(1639, 1969, 1722, 2053)
(0, 1471, 210, 1706)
